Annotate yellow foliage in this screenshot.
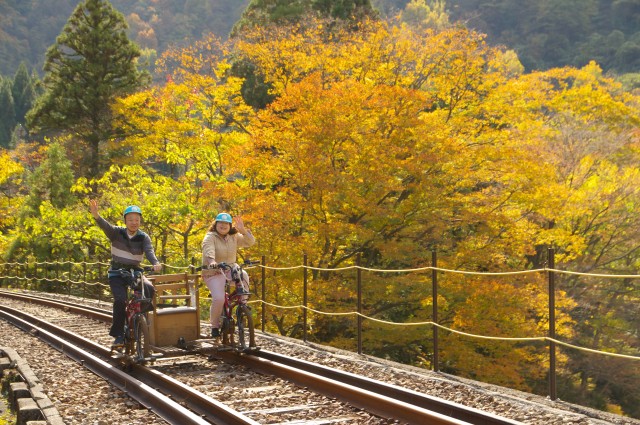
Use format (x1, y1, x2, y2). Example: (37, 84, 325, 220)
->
(101, 17, 640, 396)
(0, 150, 23, 184)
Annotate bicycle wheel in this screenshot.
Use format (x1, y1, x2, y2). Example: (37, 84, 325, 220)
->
(122, 325, 133, 357)
(133, 314, 150, 361)
(236, 304, 255, 351)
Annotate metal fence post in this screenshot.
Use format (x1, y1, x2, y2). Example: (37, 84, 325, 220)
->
(432, 250, 439, 372)
(98, 262, 103, 305)
(68, 261, 72, 296)
(82, 260, 87, 299)
(548, 247, 557, 400)
(56, 261, 60, 293)
(357, 253, 362, 355)
(261, 255, 266, 332)
(303, 254, 308, 342)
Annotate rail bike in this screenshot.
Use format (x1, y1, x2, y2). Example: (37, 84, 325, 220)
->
(111, 261, 260, 365)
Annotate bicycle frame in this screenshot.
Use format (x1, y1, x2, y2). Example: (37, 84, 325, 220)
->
(220, 281, 246, 346)
(117, 268, 154, 366)
(205, 262, 258, 352)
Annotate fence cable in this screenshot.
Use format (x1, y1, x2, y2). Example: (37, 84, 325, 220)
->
(2, 260, 639, 361)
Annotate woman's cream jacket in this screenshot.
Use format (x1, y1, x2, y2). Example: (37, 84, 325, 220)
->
(201, 230, 255, 266)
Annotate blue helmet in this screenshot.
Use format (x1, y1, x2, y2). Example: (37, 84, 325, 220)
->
(215, 212, 232, 223)
(123, 205, 142, 219)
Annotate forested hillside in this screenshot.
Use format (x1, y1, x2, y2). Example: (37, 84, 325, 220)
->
(1, 1, 639, 77)
(0, 0, 251, 76)
(376, 0, 640, 74)
(1, 0, 639, 419)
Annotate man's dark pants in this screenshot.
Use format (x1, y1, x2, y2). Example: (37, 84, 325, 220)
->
(109, 276, 156, 338)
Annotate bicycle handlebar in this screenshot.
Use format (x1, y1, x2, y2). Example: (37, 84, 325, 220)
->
(198, 260, 260, 272)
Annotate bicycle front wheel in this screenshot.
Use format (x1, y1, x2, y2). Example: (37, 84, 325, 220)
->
(236, 304, 255, 351)
(134, 314, 150, 361)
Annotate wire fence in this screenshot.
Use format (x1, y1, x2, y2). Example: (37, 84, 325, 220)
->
(1, 251, 638, 402)
(0, 258, 638, 361)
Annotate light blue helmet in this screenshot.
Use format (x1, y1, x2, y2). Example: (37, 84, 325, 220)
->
(123, 205, 142, 219)
(215, 212, 232, 223)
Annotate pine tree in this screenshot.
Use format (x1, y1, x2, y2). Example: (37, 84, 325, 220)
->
(26, 0, 149, 181)
(0, 79, 16, 148)
(11, 62, 37, 125)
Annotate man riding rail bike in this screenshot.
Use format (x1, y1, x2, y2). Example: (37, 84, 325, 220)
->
(90, 200, 162, 349)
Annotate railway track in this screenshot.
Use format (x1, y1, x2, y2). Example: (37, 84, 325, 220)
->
(0, 290, 523, 425)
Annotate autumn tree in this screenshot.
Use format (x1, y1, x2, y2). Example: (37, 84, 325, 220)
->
(19, 13, 637, 417)
(231, 1, 378, 109)
(26, 0, 149, 181)
(107, 36, 255, 262)
(229, 21, 560, 368)
(228, 20, 640, 414)
(0, 149, 23, 245)
(116, 34, 254, 182)
(524, 63, 640, 415)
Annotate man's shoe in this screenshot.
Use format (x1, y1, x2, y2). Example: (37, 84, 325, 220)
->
(112, 336, 124, 347)
(211, 328, 220, 338)
(235, 287, 249, 295)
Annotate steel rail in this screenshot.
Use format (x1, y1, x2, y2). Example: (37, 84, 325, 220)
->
(214, 350, 481, 425)
(0, 289, 110, 322)
(0, 291, 522, 425)
(0, 304, 259, 425)
(253, 350, 522, 425)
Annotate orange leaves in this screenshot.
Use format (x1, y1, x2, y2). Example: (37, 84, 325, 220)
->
(232, 19, 551, 268)
(112, 14, 640, 278)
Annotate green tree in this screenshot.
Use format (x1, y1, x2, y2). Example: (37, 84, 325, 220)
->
(400, 0, 450, 31)
(0, 79, 16, 148)
(313, 0, 378, 20)
(26, 0, 149, 181)
(11, 62, 38, 126)
(7, 141, 77, 261)
(234, 0, 377, 34)
(20, 141, 75, 219)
